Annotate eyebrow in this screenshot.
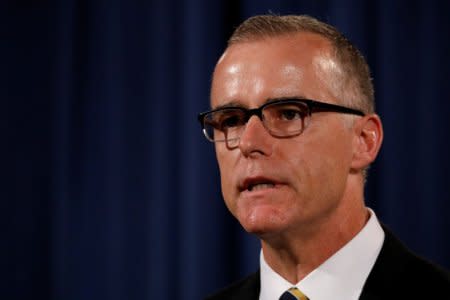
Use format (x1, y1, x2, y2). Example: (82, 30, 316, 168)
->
(211, 96, 308, 110)
(211, 100, 245, 111)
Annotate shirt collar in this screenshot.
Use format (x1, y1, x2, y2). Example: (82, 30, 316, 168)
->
(259, 208, 385, 300)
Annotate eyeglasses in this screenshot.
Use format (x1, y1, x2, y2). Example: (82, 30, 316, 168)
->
(197, 98, 364, 146)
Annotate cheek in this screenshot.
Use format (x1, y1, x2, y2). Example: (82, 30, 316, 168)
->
(215, 146, 236, 205)
(305, 138, 352, 201)
(284, 134, 350, 197)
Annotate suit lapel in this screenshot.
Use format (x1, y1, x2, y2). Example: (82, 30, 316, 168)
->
(359, 226, 412, 299)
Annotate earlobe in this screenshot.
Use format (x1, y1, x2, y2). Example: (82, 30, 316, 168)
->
(351, 114, 384, 170)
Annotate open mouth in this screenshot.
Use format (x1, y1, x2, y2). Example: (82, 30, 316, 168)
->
(247, 182, 275, 191)
(241, 177, 278, 192)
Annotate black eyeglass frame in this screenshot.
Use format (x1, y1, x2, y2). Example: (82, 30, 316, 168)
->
(197, 98, 365, 142)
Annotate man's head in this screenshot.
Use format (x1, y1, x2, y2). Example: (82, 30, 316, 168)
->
(206, 15, 383, 239)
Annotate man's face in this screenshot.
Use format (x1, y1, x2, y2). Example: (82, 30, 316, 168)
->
(211, 33, 357, 238)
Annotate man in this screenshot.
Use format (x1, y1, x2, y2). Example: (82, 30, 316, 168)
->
(198, 15, 450, 299)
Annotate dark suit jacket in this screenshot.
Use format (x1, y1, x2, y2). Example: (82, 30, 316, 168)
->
(205, 228, 450, 299)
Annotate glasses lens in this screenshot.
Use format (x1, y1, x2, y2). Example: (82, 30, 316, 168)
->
(263, 101, 309, 136)
(204, 108, 247, 142)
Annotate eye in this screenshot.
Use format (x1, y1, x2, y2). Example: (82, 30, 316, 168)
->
(210, 109, 246, 130)
(279, 108, 303, 121)
(271, 104, 307, 121)
(220, 114, 242, 128)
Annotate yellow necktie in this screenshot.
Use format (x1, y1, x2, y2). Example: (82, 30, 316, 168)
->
(279, 287, 309, 300)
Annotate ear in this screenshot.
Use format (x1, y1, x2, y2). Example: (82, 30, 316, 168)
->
(351, 114, 383, 171)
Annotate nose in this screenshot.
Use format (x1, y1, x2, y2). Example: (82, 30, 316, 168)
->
(238, 115, 273, 157)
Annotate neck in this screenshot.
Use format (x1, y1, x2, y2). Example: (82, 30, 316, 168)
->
(260, 181, 369, 284)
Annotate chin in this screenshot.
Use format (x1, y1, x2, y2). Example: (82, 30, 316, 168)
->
(238, 207, 286, 236)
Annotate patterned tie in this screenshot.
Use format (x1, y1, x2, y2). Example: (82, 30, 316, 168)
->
(279, 287, 309, 300)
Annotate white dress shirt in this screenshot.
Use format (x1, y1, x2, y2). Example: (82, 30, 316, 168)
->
(259, 209, 385, 300)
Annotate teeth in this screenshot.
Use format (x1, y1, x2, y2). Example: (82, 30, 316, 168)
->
(248, 183, 275, 191)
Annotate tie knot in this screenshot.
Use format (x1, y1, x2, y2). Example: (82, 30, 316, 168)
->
(279, 287, 309, 300)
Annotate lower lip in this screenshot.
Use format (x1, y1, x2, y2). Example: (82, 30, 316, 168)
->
(240, 185, 280, 197)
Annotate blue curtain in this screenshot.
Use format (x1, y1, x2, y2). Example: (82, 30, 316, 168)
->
(3, 0, 450, 299)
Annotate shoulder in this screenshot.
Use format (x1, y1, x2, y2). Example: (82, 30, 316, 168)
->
(361, 226, 450, 298)
(204, 271, 260, 300)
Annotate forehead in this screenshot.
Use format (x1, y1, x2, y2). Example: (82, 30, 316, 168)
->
(217, 32, 332, 73)
(211, 32, 340, 107)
